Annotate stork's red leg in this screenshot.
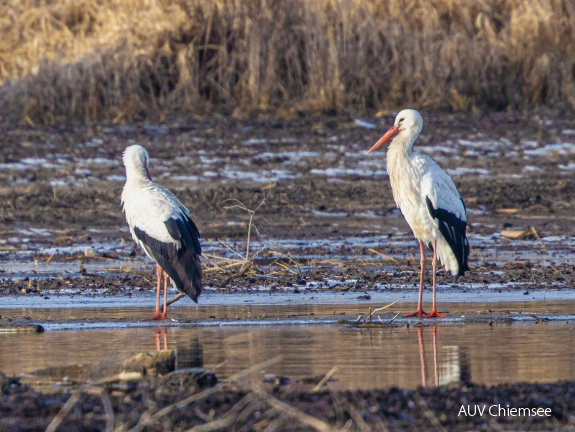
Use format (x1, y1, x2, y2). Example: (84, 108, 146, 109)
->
(160, 271, 168, 320)
(432, 327, 439, 386)
(425, 239, 446, 318)
(162, 327, 168, 349)
(155, 329, 161, 351)
(155, 328, 168, 350)
(404, 240, 427, 317)
(417, 327, 427, 387)
(151, 264, 165, 320)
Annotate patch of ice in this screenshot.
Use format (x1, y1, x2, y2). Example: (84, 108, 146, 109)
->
(524, 143, 575, 157)
(558, 163, 575, 171)
(310, 167, 387, 178)
(105, 175, 126, 182)
(76, 158, 119, 166)
(538, 119, 554, 126)
(17, 228, 52, 237)
(74, 168, 92, 175)
(21, 158, 50, 165)
(0, 158, 62, 170)
(171, 175, 205, 182)
(522, 165, 544, 173)
(446, 167, 491, 177)
(312, 210, 348, 217)
(520, 140, 539, 149)
(562, 130, 575, 135)
(242, 138, 267, 145)
(418, 146, 454, 155)
(458, 139, 505, 149)
(199, 155, 222, 164)
(223, 169, 299, 183)
(0, 163, 28, 170)
(354, 119, 377, 129)
(253, 151, 319, 162)
(356, 211, 380, 218)
(50, 178, 85, 187)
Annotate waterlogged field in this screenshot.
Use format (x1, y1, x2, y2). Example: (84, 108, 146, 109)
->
(2, 111, 575, 430)
(2, 111, 575, 296)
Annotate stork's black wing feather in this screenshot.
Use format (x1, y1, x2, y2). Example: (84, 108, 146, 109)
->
(426, 196, 470, 277)
(134, 213, 202, 302)
(165, 213, 201, 255)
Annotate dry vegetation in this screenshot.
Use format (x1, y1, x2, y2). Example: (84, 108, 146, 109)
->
(0, 0, 574, 123)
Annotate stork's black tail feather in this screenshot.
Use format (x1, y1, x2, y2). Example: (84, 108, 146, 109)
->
(169, 248, 202, 302)
(134, 213, 203, 303)
(426, 197, 470, 277)
(165, 215, 202, 302)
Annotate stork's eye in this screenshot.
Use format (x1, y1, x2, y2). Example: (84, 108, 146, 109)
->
(398, 118, 404, 124)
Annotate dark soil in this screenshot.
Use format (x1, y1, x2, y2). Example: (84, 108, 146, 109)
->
(2, 373, 574, 431)
(2, 109, 575, 295)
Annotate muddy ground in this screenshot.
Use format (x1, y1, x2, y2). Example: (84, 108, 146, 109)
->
(3, 372, 575, 431)
(2, 109, 575, 430)
(2, 109, 575, 295)
(2, 346, 575, 431)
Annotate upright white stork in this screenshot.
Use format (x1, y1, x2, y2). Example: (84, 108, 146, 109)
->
(121, 145, 202, 320)
(367, 109, 469, 318)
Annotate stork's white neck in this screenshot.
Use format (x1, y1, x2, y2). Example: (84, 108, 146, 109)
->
(385, 128, 421, 210)
(124, 161, 151, 184)
(388, 127, 419, 156)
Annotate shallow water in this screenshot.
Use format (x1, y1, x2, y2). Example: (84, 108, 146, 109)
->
(2, 321, 575, 390)
(2, 300, 575, 390)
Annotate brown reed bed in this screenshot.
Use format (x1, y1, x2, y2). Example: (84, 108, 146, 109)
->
(0, 0, 574, 124)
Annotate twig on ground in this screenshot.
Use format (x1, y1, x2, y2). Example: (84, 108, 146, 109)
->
(121, 356, 283, 432)
(166, 292, 186, 307)
(311, 366, 338, 393)
(222, 190, 271, 261)
(100, 390, 115, 432)
(412, 393, 447, 432)
(252, 386, 338, 432)
(368, 248, 397, 263)
(368, 299, 400, 322)
(530, 226, 547, 250)
(341, 300, 401, 326)
(45, 394, 80, 432)
(185, 394, 256, 432)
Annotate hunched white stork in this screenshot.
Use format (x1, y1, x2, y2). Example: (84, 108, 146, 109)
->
(367, 109, 469, 318)
(121, 145, 202, 320)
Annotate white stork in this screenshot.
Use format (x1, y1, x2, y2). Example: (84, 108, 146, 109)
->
(121, 145, 202, 320)
(367, 109, 469, 318)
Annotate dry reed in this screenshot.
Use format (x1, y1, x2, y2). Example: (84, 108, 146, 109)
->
(0, 0, 574, 124)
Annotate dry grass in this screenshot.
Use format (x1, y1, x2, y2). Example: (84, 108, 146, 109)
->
(0, 0, 574, 123)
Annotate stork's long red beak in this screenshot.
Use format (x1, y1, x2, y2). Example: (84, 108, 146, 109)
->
(366, 125, 400, 154)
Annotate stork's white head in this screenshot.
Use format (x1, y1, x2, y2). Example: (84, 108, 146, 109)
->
(366, 109, 423, 154)
(123, 144, 152, 180)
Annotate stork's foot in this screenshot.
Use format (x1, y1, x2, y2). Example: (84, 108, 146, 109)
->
(150, 312, 167, 321)
(403, 308, 427, 318)
(423, 310, 446, 319)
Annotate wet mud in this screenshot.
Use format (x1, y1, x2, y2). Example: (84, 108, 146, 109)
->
(2, 110, 575, 299)
(2, 366, 575, 431)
